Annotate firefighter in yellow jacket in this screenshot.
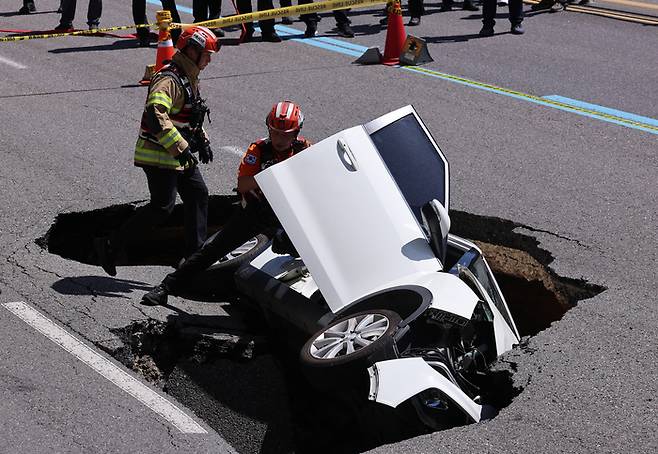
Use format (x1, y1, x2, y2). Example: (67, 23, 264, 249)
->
(95, 26, 219, 276)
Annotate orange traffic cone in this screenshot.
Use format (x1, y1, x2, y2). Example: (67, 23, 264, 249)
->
(140, 10, 176, 85)
(382, 0, 406, 66)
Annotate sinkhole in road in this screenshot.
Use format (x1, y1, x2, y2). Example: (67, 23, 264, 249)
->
(40, 195, 605, 453)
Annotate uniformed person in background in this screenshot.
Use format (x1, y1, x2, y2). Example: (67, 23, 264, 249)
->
(94, 26, 219, 277)
(141, 101, 311, 306)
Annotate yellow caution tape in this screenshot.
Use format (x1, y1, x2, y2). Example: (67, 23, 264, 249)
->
(173, 0, 388, 29)
(0, 23, 153, 42)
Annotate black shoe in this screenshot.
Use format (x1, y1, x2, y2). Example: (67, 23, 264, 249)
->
(211, 27, 225, 37)
(440, 3, 453, 11)
(550, 1, 564, 11)
(408, 16, 421, 26)
(463, 1, 479, 11)
(281, 16, 293, 24)
(141, 284, 169, 306)
(336, 22, 354, 38)
(18, 3, 35, 14)
(93, 237, 117, 277)
(379, 16, 388, 26)
(137, 29, 151, 47)
(55, 24, 74, 32)
(304, 21, 317, 38)
(510, 23, 525, 34)
(479, 25, 494, 36)
(261, 30, 282, 42)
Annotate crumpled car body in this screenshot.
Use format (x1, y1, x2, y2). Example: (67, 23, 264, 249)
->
(234, 105, 520, 427)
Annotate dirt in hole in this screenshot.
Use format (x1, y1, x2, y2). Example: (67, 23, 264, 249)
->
(42, 201, 605, 452)
(449, 210, 605, 337)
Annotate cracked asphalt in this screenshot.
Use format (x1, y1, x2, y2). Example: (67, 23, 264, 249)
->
(1, 0, 657, 452)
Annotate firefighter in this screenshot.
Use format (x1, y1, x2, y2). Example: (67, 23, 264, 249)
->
(94, 26, 219, 277)
(141, 101, 311, 306)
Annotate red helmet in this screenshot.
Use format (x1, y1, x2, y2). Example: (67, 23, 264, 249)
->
(176, 26, 219, 53)
(266, 101, 304, 133)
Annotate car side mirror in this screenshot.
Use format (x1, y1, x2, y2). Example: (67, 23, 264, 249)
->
(421, 199, 451, 267)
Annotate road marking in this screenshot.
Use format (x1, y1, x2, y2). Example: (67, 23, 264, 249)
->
(2, 301, 208, 434)
(0, 54, 26, 69)
(543, 95, 658, 127)
(402, 66, 658, 135)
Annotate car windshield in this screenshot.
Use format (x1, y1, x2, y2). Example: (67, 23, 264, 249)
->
(369, 113, 448, 224)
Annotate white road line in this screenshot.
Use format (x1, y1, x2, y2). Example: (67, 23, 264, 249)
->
(0, 55, 27, 69)
(2, 301, 208, 434)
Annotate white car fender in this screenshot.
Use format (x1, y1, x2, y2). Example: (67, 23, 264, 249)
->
(368, 357, 482, 422)
(381, 271, 478, 320)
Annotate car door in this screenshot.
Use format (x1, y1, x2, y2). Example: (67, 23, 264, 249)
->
(255, 124, 442, 314)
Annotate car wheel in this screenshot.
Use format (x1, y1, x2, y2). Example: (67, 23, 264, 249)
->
(184, 233, 270, 297)
(205, 233, 270, 272)
(300, 309, 401, 389)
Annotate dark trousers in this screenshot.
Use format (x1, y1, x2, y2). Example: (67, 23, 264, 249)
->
(482, 0, 523, 26)
(59, 0, 102, 27)
(408, 0, 424, 17)
(236, 0, 276, 33)
(279, 0, 350, 25)
(164, 201, 277, 291)
(193, 0, 222, 23)
(114, 166, 208, 259)
(132, 0, 182, 41)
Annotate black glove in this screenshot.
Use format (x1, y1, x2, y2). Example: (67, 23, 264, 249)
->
(198, 140, 213, 164)
(177, 148, 198, 168)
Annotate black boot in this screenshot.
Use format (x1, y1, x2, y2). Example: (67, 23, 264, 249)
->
(141, 284, 169, 306)
(261, 30, 282, 42)
(463, 0, 479, 11)
(304, 20, 318, 37)
(336, 22, 354, 38)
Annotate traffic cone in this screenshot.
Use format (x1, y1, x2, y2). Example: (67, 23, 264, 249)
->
(381, 0, 406, 66)
(140, 10, 175, 85)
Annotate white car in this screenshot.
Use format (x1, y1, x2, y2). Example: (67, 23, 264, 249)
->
(225, 105, 520, 428)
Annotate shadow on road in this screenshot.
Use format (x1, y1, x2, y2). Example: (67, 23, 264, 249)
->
(49, 39, 145, 53)
(52, 275, 151, 299)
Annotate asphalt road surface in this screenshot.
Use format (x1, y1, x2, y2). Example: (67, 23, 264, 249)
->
(1, 0, 656, 453)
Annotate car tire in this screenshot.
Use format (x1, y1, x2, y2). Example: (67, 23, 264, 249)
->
(300, 309, 401, 390)
(183, 233, 270, 297)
